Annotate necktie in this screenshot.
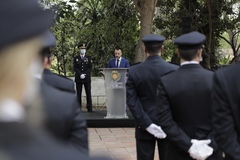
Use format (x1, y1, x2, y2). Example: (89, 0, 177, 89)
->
(117, 59, 119, 68)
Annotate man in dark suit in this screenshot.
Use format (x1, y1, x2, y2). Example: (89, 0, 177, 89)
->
(108, 48, 130, 68)
(126, 34, 178, 160)
(73, 44, 93, 112)
(156, 31, 222, 160)
(41, 31, 75, 93)
(39, 31, 89, 154)
(212, 63, 240, 160)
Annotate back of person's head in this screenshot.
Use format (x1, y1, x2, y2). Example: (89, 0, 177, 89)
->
(178, 49, 199, 61)
(174, 31, 206, 61)
(142, 34, 165, 56)
(0, 0, 53, 115)
(144, 43, 163, 55)
(40, 31, 56, 67)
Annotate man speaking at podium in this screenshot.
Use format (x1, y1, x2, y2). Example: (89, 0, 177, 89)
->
(108, 48, 130, 68)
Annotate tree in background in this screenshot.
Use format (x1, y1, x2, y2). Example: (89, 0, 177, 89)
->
(40, 0, 139, 76)
(154, 0, 240, 70)
(132, 0, 158, 63)
(218, 1, 240, 64)
(40, 0, 240, 73)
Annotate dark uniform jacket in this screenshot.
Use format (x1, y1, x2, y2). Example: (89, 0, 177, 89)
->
(40, 82, 89, 154)
(126, 55, 178, 139)
(73, 55, 92, 83)
(0, 122, 110, 160)
(157, 64, 218, 155)
(212, 63, 240, 160)
(43, 69, 75, 93)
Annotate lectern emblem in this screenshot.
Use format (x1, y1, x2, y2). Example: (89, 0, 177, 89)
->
(110, 71, 121, 81)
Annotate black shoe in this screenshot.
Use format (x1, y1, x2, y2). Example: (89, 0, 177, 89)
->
(87, 105, 92, 112)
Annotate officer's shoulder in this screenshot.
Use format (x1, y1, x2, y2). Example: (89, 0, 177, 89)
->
(54, 73, 73, 83)
(166, 62, 179, 70)
(215, 63, 239, 78)
(42, 82, 75, 103)
(201, 67, 214, 75)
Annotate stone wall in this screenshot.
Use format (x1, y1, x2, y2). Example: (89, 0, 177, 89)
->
(70, 77, 106, 107)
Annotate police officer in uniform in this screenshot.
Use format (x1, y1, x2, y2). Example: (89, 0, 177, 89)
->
(212, 60, 240, 159)
(156, 31, 223, 160)
(40, 31, 89, 154)
(126, 34, 178, 160)
(42, 31, 75, 93)
(73, 44, 93, 112)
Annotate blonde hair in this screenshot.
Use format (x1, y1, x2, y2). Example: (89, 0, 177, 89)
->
(0, 37, 41, 104)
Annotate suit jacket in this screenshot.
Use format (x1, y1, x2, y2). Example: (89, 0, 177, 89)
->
(0, 122, 104, 160)
(157, 64, 217, 152)
(42, 69, 75, 93)
(40, 82, 89, 154)
(108, 57, 130, 68)
(212, 63, 240, 160)
(126, 55, 178, 139)
(73, 55, 92, 83)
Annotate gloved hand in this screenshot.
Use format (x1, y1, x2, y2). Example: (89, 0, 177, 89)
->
(146, 124, 167, 139)
(154, 125, 167, 139)
(80, 74, 86, 79)
(188, 139, 213, 160)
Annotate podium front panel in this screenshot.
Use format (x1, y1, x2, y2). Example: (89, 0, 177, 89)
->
(101, 68, 128, 119)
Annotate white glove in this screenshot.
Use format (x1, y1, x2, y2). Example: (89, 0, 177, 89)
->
(80, 74, 86, 79)
(154, 125, 167, 139)
(146, 124, 167, 139)
(188, 139, 213, 160)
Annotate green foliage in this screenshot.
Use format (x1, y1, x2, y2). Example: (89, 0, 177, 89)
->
(154, 0, 240, 69)
(219, 32, 231, 49)
(40, 0, 139, 76)
(218, 55, 231, 65)
(40, 0, 240, 72)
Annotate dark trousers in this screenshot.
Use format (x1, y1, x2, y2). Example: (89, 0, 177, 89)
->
(136, 138, 166, 160)
(76, 82, 92, 111)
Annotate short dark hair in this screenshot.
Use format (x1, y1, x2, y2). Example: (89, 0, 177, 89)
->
(144, 43, 162, 55)
(178, 49, 198, 61)
(40, 47, 53, 63)
(115, 47, 122, 51)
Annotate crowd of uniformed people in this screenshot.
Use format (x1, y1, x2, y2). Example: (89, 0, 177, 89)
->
(0, 0, 239, 160)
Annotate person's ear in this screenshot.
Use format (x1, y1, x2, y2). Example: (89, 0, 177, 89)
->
(144, 46, 147, 54)
(197, 48, 202, 57)
(159, 46, 164, 56)
(43, 56, 48, 66)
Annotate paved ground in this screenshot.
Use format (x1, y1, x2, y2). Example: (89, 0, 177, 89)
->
(88, 128, 159, 160)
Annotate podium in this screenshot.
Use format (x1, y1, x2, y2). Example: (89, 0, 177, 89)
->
(101, 68, 129, 119)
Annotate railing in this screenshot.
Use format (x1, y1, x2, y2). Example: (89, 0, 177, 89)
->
(81, 95, 106, 110)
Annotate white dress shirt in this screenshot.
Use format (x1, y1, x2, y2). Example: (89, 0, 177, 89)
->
(115, 57, 122, 68)
(180, 61, 199, 66)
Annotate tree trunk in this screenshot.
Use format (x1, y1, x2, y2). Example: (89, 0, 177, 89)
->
(206, 0, 212, 69)
(133, 0, 157, 63)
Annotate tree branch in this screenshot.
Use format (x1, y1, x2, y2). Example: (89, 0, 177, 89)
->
(236, 44, 240, 54)
(219, 35, 232, 46)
